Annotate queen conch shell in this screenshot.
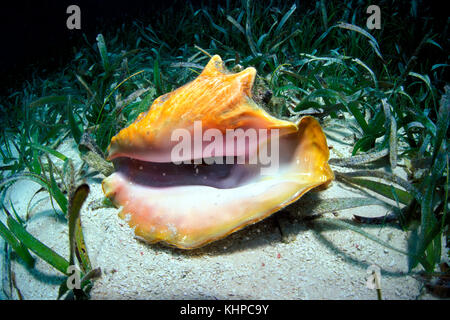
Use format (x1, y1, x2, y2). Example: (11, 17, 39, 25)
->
(102, 55, 334, 249)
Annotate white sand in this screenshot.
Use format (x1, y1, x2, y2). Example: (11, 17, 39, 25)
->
(0, 120, 445, 300)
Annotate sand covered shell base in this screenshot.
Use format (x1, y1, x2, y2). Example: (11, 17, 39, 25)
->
(0, 119, 445, 300)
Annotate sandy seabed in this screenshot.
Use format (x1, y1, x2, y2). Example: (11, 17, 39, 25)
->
(0, 119, 446, 300)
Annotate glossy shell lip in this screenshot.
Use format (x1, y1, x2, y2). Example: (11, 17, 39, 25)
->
(102, 55, 334, 249)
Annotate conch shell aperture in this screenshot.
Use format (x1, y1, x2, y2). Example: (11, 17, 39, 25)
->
(102, 55, 334, 249)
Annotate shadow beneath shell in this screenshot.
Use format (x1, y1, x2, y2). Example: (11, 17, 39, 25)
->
(137, 193, 326, 257)
(137, 190, 410, 278)
(139, 213, 284, 258)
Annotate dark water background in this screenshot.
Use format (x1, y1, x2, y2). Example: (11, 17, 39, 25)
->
(0, 0, 448, 97)
(0, 0, 198, 95)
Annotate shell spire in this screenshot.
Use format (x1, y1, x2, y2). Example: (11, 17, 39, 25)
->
(106, 55, 297, 163)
